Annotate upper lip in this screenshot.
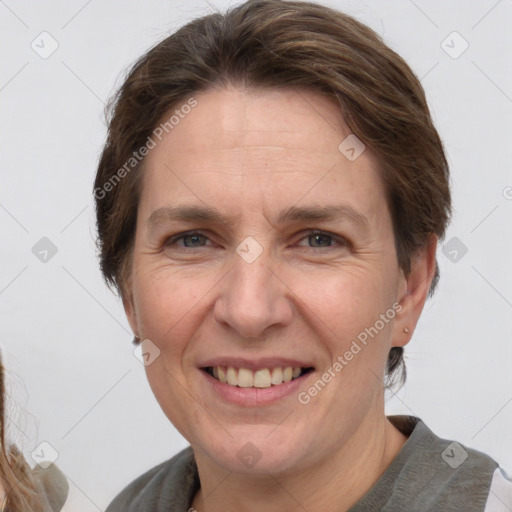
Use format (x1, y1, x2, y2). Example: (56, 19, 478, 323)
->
(198, 357, 315, 371)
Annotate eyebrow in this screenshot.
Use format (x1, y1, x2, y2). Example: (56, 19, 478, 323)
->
(147, 204, 369, 230)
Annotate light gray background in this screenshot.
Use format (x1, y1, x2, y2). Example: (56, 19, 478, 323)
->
(1, 0, 511, 510)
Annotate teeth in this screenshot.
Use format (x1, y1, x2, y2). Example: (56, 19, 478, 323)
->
(209, 366, 306, 388)
(226, 367, 237, 386)
(254, 369, 271, 388)
(218, 366, 227, 384)
(271, 367, 283, 385)
(237, 368, 254, 388)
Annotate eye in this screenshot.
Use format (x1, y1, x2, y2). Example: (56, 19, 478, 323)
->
(296, 230, 347, 249)
(164, 230, 211, 248)
(163, 229, 348, 251)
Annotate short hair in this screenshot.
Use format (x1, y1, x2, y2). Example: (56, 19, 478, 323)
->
(94, 0, 452, 386)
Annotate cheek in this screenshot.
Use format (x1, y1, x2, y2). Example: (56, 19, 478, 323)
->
(132, 268, 208, 352)
(133, 270, 212, 437)
(294, 264, 388, 329)
(130, 274, 197, 368)
(291, 265, 394, 378)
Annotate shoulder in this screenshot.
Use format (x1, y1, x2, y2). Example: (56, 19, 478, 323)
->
(383, 416, 504, 511)
(106, 446, 199, 512)
(1, 445, 69, 512)
(32, 463, 70, 511)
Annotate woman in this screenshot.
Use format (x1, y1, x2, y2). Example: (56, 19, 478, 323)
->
(0, 351, 69, 511)
(94, 0, 512, 510)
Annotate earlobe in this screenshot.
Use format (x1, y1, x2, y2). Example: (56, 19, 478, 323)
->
(392, 234, 438, 347)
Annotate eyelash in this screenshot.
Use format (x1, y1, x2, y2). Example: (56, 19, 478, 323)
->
(163, 229, 348, 250)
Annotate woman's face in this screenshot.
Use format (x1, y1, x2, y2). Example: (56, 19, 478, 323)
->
(125, 86, 426, 474)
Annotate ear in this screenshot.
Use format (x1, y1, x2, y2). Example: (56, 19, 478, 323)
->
(391, 234, 438, 347)
(122, 287, 139, 339)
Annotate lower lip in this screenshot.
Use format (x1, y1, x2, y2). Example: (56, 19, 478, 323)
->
(200, 369, 312, 407)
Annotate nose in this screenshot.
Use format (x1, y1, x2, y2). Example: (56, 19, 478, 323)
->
(213, 251, 294, 339)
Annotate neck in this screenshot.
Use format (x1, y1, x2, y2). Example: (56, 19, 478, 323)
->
(191, 414, 407, 512)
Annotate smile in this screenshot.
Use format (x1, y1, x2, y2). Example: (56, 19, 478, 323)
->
(203, 366, 314, 388)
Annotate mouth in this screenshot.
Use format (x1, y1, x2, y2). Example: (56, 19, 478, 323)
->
(201, 366, 315, 388)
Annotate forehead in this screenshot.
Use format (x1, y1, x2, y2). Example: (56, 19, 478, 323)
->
(153, 86, 362, 160)
(138, 86, 388, 227)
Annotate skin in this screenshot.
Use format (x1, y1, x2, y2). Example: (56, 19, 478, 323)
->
(124, 86, 437, 511)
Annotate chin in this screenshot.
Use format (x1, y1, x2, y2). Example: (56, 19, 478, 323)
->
(192, 424, 312, 475)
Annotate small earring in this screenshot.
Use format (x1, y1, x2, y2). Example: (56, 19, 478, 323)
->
(133, 335, 141, 346)
(403, 328, 410, 333)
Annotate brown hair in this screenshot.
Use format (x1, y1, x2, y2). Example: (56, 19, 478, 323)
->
(94, 0, 451, 385)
